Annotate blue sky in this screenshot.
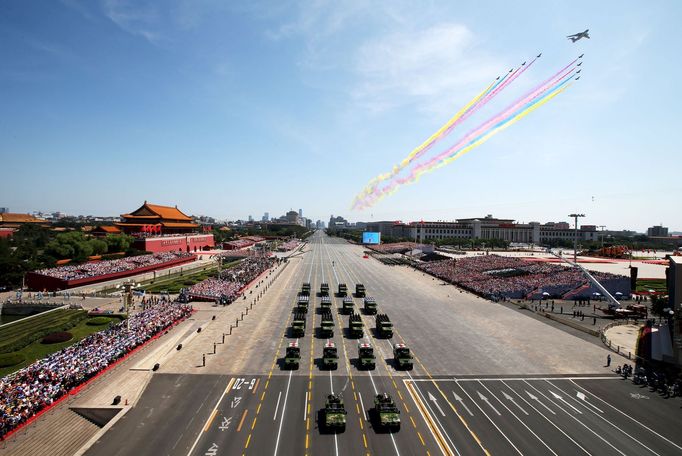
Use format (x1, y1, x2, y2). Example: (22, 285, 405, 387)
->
(1, 0, 680, 231)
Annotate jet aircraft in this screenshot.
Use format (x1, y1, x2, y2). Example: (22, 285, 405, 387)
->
(567, 30, 590, 42)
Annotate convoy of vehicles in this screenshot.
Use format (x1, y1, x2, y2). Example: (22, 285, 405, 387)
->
(358, 342, 376, 370)
(284, 341, 300, 369)
(375, 314, 393, 338)
(393, 343, 413, 370)
(372, 393, 401, 431)
(322, 394, 347, 432)
(322, 341, 339, 370)
(363, 297, 377, 315)
(342, 296, 354, 314)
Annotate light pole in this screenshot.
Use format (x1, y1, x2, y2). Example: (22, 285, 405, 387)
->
(568, 213, 585, 264)
(117, 280, 139, 331)
(599, 225, 606, 249)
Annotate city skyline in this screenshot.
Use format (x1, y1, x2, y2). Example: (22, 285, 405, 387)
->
(1, 1, 680, 232)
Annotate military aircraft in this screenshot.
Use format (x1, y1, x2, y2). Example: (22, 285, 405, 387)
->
(575, 76, 581, 80)
(579, 54, 584, 58)
(577, 62, 582, 66)
(537, 53, 542, 58)
(567, 29, 590, 42)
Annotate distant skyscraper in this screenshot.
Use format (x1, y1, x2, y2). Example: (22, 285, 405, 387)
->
(298, 208, 303, 217)
(0, 207, 8, 214)
(248, 215, 253, 222)
(262, 212, 270, 222)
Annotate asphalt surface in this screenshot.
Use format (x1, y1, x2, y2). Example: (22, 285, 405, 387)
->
(86, 232, 682, 456)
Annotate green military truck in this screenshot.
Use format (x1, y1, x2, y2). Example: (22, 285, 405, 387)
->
(284, 341, 300, 370)
(338, 283, 348, 297)
(372, 393, 400, 431)
(301, 282, 311, 295)
(296, 293, 309, 313)
(320, 310, 334, 337)
(322, 341, 339, 370)
(363, 297, 377, 315)
(349, 312, 364, 338)
(322, 394, 347, 433)
(393, 343, 413, 370)
(320, 295, 332, 310)
(357, 342, 376, 370)
(291, 311, 306, 337)
(320, 283, 330, 296)
(355, 283, 366, 297)
(375, 314, 393, 338)
(342, 296, 354, 314)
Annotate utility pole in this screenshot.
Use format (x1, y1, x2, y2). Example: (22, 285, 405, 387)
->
(568, 213, 585, 264)
(598, 225, 606, 249)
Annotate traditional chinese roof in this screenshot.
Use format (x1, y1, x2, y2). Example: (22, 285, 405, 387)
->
(121, 201, 193, 222)
(93, 225, 122, 234)
(0, 213, 47, 224)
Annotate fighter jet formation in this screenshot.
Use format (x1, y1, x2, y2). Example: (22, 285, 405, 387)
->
(567, 29, 590, 42)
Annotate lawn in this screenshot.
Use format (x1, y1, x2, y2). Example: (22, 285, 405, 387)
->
(0, 316, 122, 378)
(635, 278, 667, 293)
(142, 260, 241, 294)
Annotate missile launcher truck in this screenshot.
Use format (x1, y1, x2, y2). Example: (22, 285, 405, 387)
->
(349, 312, 364, 338)
(375, 314, 393, 338)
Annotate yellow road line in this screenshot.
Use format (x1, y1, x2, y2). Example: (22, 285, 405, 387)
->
(237, 409, 248, 432)
(363, 434, 368, 448)
(252, 378, 260, 394)
(256, 403, 262, 415)
(245, 433, 251, 448)
(251, 416, 258, 430)
(203, 409, 218, 432)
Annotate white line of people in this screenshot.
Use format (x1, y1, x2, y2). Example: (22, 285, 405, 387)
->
(34, 252, 194, 281)
(187, 257, 275, 301)
(417, 255, 626, 300)
(0, 299, 192, 439)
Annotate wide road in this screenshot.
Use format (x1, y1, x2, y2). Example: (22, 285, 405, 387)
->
(87, 232, 682, 456)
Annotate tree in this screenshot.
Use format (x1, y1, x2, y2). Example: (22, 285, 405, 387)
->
(104, 234, 133, 252)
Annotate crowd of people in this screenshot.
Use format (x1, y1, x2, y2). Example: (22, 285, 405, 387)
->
(187, 257, 275, 301)
(368, 242, 424, 254)
(33, 252, 194, 281)
(278, 240, 299, 251)
(416, 255, 627, 300)
(0, 299, 192, 439)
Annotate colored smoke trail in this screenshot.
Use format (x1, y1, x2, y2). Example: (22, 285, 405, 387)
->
(353, 58, 579, 210)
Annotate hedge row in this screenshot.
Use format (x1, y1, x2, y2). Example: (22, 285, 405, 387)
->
(86, 316, 115, 326)
(0, 310, 87, 354)
(0, 352, 25, 368)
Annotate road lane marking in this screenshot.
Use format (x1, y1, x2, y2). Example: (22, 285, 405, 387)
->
(273, 391, 282, 420)
(252, 378, 260, 395)
(236, 409, 248, 432)
(476, 391, 501, 416)
(451, 392, 473, 417)
(358, 392, 367, 420)
(570, 379, 682, 452)
(203, 409, 219, 432)
(273, 369, 293, 456)
(186, 377, 235, 456)
(303, 392, 308, 421)
(406, 381, 456, 456)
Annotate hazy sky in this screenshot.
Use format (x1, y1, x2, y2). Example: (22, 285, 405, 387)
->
(1, 1, 680, 231)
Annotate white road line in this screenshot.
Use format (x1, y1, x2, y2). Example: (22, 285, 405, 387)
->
(186, 377, 235, 456)
(273, 391, 282, 420)
(412, 377, 620, 382)
(479, 381, 557, 456)
(547, 380, 661, 456)
(570, 380, 682, 453)
(476, 390, 501, 416)
(358, 392, 368, 421)
(455, 380, 522, 455)
(452, 392, 474, 417)
(303, 391, 308, 421)
(501, 380, 592, 456)
(524, 381, 627, 456)
(273, 369, 294, 456)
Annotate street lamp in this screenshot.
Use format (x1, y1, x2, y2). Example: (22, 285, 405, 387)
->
(116, 280, 139, 331)
(568, 213, 585, 264)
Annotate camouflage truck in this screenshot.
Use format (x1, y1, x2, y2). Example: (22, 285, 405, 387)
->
(322, 341, 339, 370)
(291, 311, 306, 338)
(342, 296, 354, 314)
(322, 394, 347, 432)
(284, 341, 300, 369)
(320, 295, 332, 310)
(355, 283, 366, 298)
(357, 342, 376, 370)
(320, 310, 334, 337)
(338, 283, 348, 297)
(363, 297, 377, 315)
(372, 393, 400, 431)
(349, 312, 364, 338)
(320, 283, 330, 296)
(375, 313, 393, 338)
(301, 282, 311, 295)
(393, 343, 413, 370)
(296, 293, 309, 313)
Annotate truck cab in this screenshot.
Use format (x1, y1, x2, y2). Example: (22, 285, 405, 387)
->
(342, 296, 354, 314)
(372, 393, 400, 431)
(363, 297, 377, 315)
(358, 343, 376, 370)
(323, 393, 347, 432)
(284, 341, 300, 369)
(393, 343, 413, 370)
(322, 341, 338, 370)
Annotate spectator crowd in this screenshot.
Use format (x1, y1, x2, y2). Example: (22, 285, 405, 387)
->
(188, 257, 275, 301)
(0, 299, 192, 439)
(416, 255, 628, 300)
(33, 252, 194, 281)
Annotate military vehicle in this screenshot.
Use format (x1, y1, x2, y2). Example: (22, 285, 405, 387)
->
(393, 343, 413, 370)
(322, 341, 339, 370)
(320, 295, 332, 309)
(357, 342, 376, 370)
(363, 297, 377, 315)
(338, 283, 348, 297)
(372, 393, 400, 431)
(320, 310, 334, 337)
(284, 341, 300, 369)
(291, 311, 306, 337)
(301, 282, 311, 295)
(322, 394, 347, 432)
(349, 312, 363, 338)
(342, 296, 354, 314)
(296, 293, 309, 313)
(375, 314, 393, 338)
(320, 283, 330, 296)
(355, 283, 366, 297)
